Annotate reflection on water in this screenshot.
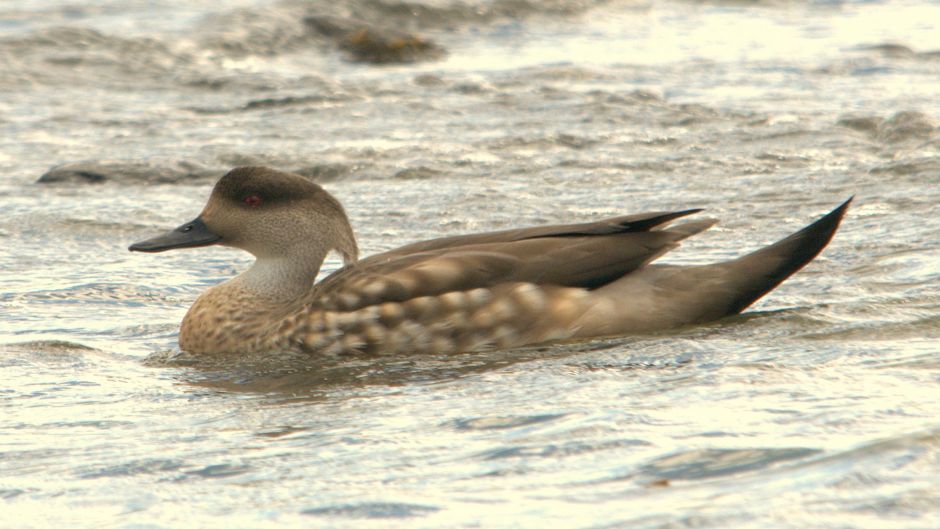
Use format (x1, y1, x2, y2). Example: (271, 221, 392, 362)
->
(1, 0, 940, 527)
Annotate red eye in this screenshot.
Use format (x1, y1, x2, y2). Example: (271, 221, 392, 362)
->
(243, 195, 262, 207)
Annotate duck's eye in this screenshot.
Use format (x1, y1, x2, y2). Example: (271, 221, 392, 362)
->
(243, 195, 263, 207)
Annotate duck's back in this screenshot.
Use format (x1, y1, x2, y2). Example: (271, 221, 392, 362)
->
(280, 210, 711, 356)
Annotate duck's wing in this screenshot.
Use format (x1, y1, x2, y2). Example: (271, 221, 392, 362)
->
(370, 209, 703, 258)
(312, 209, 713, 310)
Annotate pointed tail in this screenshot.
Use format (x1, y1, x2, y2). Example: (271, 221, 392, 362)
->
(702, 197, 853, 319)
(572, 198, 852, 338)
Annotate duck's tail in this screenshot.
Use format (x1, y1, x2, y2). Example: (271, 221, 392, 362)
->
(575, 198, 852, 336)
(701, 196, 853, 319)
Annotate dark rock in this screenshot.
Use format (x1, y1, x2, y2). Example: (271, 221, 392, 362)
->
(38, 160, 223, 184)
(304, 16, 445, 64)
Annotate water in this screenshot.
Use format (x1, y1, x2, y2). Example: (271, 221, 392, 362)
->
(2, 0, 939, 527)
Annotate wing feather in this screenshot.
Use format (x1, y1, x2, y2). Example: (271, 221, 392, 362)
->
(311, 210, 707, 310)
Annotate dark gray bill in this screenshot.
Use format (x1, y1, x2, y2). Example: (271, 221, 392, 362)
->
(129, 217, 222, 253)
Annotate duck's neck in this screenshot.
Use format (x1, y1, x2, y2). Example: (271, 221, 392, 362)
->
(230, 253, 326, 303)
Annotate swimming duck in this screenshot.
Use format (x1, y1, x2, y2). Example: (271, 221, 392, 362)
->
(130, 166, 850, 355)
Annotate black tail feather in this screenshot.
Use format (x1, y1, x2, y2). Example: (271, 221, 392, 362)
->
(724, 197, 852, 315)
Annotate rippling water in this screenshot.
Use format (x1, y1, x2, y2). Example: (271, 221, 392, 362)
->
(2, 0, 939, 527)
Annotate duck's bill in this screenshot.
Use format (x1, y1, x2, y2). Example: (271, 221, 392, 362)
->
(128, 217, 222, 253)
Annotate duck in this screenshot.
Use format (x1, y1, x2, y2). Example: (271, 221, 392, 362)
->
(129, 166, 850, 356)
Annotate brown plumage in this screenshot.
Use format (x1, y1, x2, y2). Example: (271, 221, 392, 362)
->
(129, 166, 851, 356)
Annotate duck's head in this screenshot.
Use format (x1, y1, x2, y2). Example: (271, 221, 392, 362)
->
(129, 166, 359, 264)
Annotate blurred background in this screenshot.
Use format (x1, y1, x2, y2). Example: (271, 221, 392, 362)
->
(1, 1, 939, 528)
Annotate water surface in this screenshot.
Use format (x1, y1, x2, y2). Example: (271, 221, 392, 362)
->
(1, 1, 939, 527)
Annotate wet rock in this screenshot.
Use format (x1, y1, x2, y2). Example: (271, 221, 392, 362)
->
(304, 16, 445, 64)
(38, 161, 367, 185)
(341, 29, 444, 64)
(38, 160, 223, 184)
